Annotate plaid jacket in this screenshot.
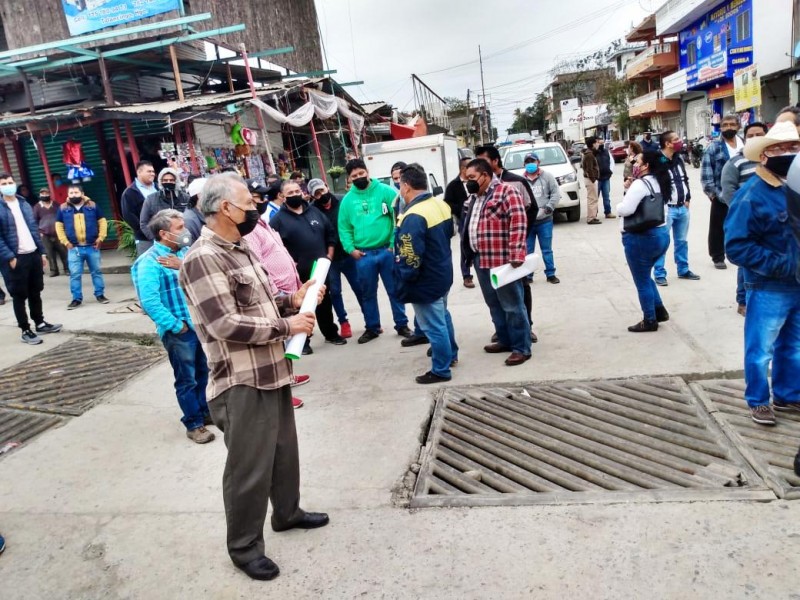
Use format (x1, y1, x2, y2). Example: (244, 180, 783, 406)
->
(701, 138, 741, 199)
(461, 178, 528, 269)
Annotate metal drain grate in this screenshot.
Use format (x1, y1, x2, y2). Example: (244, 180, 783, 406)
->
(412, 377, 771, 507)
(0, 337, 164, 416)
(0, 408, 64, 449)
(692, 379, 800, 500)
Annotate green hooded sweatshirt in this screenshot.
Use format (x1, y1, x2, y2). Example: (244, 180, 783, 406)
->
(337, 179, 398, 254)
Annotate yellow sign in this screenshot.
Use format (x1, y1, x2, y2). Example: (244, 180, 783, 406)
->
(734, 64, 761, 111)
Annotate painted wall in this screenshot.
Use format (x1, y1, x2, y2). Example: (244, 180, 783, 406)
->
(752, 0, 794, 77)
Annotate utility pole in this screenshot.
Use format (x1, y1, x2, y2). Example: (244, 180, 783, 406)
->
(466, 89, 472, 146)
(479, 45, 489, 144)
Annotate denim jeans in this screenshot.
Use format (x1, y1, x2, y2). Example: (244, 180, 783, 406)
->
(329, 256, 364, 325)
(354, 248, 407, 332)
(526, 218, 555, 278)
(743, 287, 800, 408)
(736, 268, 746, 306)
(654, 205, 690, 278)
(162, 328, 210, 431)
(68, 246, 105, 301)
(474, 260, 531, 355)
(598, 178, 612, 216)
(622, 227, 670, 321)
(413, 295, 458, 378)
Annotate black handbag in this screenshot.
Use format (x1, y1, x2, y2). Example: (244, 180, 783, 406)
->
(623, 178, 665, 233)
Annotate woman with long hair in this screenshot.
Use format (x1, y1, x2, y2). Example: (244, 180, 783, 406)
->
(616, 151, 671, 332)
(623, 141, 643, 190)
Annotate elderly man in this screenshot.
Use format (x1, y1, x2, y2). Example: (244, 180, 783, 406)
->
(179, 173, 329, 581)
(725, 121, 800, 426)
(132, 209, 214, 444)
(462, 158, 530, 366)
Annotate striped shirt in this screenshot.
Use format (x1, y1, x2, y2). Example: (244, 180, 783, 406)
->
(178, 226, 295, 401)
(131, 243, 192, 338)
(244, 219, 302, 294)
(720, 154, 758, 206)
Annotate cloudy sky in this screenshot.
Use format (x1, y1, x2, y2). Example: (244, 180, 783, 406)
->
(315, 0, 657, 135)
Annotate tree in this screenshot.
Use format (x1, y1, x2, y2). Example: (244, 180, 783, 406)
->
(508, 93, 548, 134)
(444, 96, 468, 114)
(596, 76, 648, 140)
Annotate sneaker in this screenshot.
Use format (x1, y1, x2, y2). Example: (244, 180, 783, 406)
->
(96, 295, 110, 304)
(21, 330, 43, 345)
(67, 300, 82, 310)
(325, 335, 347, 346)
(186, 426, 215, 444)
(395, 325, 413, 338)
(655, 305, 670, 323)
(587, 219, 602, 225)
(605, 214, 616, 219)
(546, 276, 560, 284)
(340, 322, 353, 338)
(713, 261, 727, 270)
(357, 329, 380, 344)
(291, 374, 311, 387)
(463, 277, 475, 289)
(401, 334, 429, 347)
(628, 319, 658, 333)
(655, 277, 668, 287)
(737, 304, 746, 317)
(292, 397, 304, 409)
(678, 271, 701, 280)
(773, 400, 800, 413)
(750, 405, 776, 426)
(35, 321, 63, 334)
(415, 371, 452, 384)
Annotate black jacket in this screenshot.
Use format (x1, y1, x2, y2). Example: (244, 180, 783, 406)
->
(312, 193, 347, 261)
(121, 183, 147, 241)
(443, 176, 468, 221)
(596, 146, 613, 179)
(269, 202, 335, 277)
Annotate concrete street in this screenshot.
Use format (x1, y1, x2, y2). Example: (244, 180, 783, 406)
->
(2, 166, 799, 599)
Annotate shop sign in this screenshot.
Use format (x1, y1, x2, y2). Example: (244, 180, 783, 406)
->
(733, 64, 761, 111)
(62, 0, 181, 36)
(708, 82, 735, 100)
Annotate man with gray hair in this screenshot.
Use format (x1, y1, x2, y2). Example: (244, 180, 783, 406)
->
(131, 209, 214, 444)
(139, 167, 190, 240)
(179, 173, 329, 581)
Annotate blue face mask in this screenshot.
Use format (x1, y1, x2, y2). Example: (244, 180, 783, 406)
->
(393, 181, 401, 189)
(525, 163, 539, 174)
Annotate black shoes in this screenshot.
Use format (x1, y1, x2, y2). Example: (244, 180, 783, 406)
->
(96, 295, 110, 304)
(678, 271, 701, 280)
(236, 555, 280, 581)
(325, 335, 347, 345)
(36, 321, 63, 334)
(67, 300, 81, 310)
(302, 341, 313, 355)
(546, 276, 560, 284)
(416, 371, 452, 384)
(628, 319, 658, 333)
(272, 512, 330, 532)
(395, 325, 413, 338)
(357, 329, 380, 344)
(401, 334, 429, 347)
(713, 261, 727, 270)
(655, 306, 670, 323)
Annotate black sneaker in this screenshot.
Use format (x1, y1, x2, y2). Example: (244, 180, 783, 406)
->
(395, 325, 413, 338)
(35, 321, 63, 334)
(655, 306, 670, 323)
(678, 271, 700, 280)
(546, 276, 560, 284)
(713, 261, 727, 270)
(21, 330, 43, 345)
(67, 300, 82, 310)
(325, 335, 347, 346)
(628, 319, 658, 333)
(357, 329, 381, 344)
(415, 371, 452, 384)
(401, 334, 429, 347)
(96, 295, 110, 304)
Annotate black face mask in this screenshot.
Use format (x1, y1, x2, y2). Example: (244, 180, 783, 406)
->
(765, 155, 796, 178)
(255, 201, 268, 215)
(721, 129, 738, 140)
(465, 180, 480, 195)
(39, 196, 51, 203)
(68, 196, 82, 205)
(162, 182, 177, 193)
(352, 177, 369, 191)
(316, 192, 332, 206)
(228, 203, 260, 236)
(285, 194, 304, 209)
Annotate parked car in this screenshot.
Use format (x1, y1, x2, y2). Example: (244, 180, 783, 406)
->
(567, 142, 586, 165)
(501, 142, 581, 222)
(608, 140, 629, 163)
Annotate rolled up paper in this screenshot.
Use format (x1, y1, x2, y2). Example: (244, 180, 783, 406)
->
(489, 253, 542, 289)
(284, 257, 331, 361)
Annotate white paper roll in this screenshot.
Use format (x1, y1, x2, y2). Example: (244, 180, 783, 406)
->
(284, 257, 331, 361)
(489, 253, 541, 289)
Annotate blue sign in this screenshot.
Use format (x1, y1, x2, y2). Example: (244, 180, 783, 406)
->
(62, 0, 181, 37)
(679, 0, 753, 90)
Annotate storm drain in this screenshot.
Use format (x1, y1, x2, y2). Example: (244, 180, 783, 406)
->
(692, 379, 800, 500)
(0, 408, 64, 448)
(0, 336, 164, 416)
(412, 377, 771, 507)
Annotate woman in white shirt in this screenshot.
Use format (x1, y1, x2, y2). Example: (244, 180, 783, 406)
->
(616, 151, 671, 332)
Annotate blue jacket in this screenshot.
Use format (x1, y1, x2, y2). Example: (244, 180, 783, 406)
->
(0, 196, 45, 262)
(393, 192, 454, 304)
(725, 167, 800, 291)
(131, 243, 193, 338)
(702, 137, 741, 199)
(57, 202, 104, 246)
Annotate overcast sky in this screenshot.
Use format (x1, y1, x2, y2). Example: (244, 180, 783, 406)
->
(315, 0, 656, 136)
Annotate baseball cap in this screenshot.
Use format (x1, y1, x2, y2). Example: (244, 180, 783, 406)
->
(307, 178, 326, 197)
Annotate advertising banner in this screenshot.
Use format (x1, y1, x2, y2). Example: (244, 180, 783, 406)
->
(733, 64, 761, 111)
(62, 0, 181, 37)
(560, 98, 578, 113)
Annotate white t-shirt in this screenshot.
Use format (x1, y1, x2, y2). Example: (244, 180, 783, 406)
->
(615, 175, 666, 233)
(6, 198, 37, 254)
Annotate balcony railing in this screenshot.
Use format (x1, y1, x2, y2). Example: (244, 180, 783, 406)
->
(629, 90, 662, 109)
(626, 43, 674, 74)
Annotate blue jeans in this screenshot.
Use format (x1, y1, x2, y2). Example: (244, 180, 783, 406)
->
(743, 288, 800, 408)
(654, 205, 690, 278)
(329, 256, 364, 325)
(526, 218, 555, 278)
(736, 268, 746, 306)
(622, 227, 670, 321)
(413, 295, 458, 378)
(68, 246, 105, 301)
(162, 328, 210, 430)
(474, 260, 531, 355)
(355, 248, 407, 332)
(598, 178, 612, 215)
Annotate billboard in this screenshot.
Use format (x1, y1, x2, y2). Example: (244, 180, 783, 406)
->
(62, 0, 181, 36)
(678, 0, 753, 90)
(733, 64, 761, 111)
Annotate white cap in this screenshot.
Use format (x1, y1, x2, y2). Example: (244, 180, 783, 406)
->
(187, 177, 207, 199)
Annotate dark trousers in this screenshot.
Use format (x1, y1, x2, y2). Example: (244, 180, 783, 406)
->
(209, 384, 304, 566)
(455, 215, 472, 279)
(523, 279, 532, 325)
(41, 234, 69, 275)
(708, 198, 729, 263)
(7, 252, 44, 331)
(299, 265, 339, 340)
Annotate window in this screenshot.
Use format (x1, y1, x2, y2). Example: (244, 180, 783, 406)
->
(687, 41, 697, 65)
(616, 56, 622, 72)
(736, 10, 751, 42)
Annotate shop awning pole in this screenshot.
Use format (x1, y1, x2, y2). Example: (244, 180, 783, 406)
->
(184, 122, 199, 176)
(239, 43, 276, 176)
(10, 136, 30, 193)
(31, 131, 55, 199)
(112, 120, 132, 186)
(347, 120, 360, 158)
(0, 142, 11, 174)
(169, 45, 185, 103)
(124, 122, 140, 165)
(95, 123, 122, 221)
(308, 115, 328, 186)
(226, 64, 234, 93)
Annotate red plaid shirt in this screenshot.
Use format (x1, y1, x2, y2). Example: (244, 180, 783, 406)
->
(465, 177, 528, 269)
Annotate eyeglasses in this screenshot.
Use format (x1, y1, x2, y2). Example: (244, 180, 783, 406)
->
(764, 143, 800, 157)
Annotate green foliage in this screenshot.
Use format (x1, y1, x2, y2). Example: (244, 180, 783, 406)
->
(327, 165, 345, 179)
(508, 93, 549, 135)
(444, 96, 468, 113)
(108, 220, 137, 262)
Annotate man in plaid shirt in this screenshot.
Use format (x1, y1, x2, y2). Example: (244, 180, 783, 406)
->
(461, 158, 531, 366)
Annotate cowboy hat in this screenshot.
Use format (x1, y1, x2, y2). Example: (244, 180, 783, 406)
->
(744, 121, 800, 161)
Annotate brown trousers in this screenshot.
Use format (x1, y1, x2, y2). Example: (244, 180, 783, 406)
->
(209, 384, 305, 565)
(585, 177, 599, 222)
